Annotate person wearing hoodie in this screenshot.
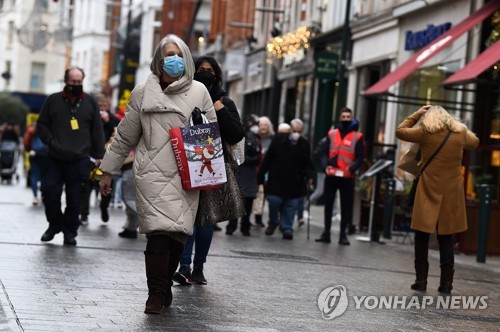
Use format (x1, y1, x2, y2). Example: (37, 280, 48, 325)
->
(316, 107, 365, 245)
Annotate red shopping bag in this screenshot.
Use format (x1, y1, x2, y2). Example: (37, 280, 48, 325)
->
(169, 113, 227, 190)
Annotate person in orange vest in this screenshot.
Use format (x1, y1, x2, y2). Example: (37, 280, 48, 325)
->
(316, 107, 365, 245)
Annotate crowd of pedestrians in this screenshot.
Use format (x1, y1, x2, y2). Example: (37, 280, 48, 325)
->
(0, 32, 479, 314)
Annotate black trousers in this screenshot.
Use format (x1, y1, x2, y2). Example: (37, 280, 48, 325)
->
(227, 197, 254, 233)
(80, 179, 112, 217)
(414, 230, 454, 269)
(323, 176, 354, 238)
(146, 234, 184, 254)
(41, 156, 90, 238)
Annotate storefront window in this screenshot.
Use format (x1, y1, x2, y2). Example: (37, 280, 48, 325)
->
(295, 75, 314, 135)
(466, 147, 499, 205)
(397, 61, 460, 125)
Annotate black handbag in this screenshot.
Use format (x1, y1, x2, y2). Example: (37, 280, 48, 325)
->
(406, 177, 419, 208)
(406, 131, 451, 208)
(195, 163, 246, 226)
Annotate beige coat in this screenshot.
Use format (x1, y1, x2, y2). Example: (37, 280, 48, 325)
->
(100, 73, 216, 236)
(396, 111, 479, 234)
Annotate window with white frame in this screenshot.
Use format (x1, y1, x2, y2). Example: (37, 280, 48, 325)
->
(30, 62, 46, 90)
(7, 21, 14, 47)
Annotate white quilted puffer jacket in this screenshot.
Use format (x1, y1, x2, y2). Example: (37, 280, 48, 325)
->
(100, 73, 216, 236)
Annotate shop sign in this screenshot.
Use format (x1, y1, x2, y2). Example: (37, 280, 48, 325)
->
(405, 22, 452, 51)
(314, 51, 339, 79)
(248, 62, 262, 77)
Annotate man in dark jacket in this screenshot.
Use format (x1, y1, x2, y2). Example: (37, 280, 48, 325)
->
(37, 67, 105, 246)
(316, 107, 364, 245)
(258, 118, 313, 240)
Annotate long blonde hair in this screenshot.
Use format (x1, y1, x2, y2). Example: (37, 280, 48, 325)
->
(420, 105, 467, 133)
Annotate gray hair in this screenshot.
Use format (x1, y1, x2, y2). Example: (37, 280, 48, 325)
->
(290, 118, 304, 129)
(150, 34, 195, 79)
(278, 123, 291, 133)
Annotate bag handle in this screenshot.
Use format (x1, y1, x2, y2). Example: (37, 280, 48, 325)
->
(416, 130, 451, 178)
(189, 107, 209, 126)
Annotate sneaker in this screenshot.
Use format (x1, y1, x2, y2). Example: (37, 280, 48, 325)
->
(32, 197, 39, 206)
(265, 224, 278, 236)
(172, 266, 192, 286)
(191, 268, 207, 285)
(118, 229, 137, 239)
(297, 218, 305, 227)
(80, 215, 88, 226)
(101, 206, 109, 223)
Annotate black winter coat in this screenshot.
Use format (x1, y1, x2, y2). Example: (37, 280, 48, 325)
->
(217, 96, 244, 161)
(257, 134, 313, 199)
(235, 131, 261, 198)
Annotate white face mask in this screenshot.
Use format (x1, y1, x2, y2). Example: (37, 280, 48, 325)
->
(250, 125, 259, 134)
(289, 132, 301, 141)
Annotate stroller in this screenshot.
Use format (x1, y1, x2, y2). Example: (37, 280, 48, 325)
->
(0, 140, 20, 184)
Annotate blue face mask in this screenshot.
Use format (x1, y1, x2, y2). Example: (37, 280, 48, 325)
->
(163, 55, 185, 78)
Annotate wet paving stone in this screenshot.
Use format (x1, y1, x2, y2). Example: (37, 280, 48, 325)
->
(0, 177, 499, 331)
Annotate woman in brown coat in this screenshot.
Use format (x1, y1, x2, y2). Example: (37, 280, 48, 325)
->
(396, 105, 479, 294)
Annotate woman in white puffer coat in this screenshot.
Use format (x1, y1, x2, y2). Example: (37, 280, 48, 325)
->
(99, 34, 216, 314)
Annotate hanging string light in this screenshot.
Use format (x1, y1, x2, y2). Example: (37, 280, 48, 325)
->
(266, 26, 315, 63)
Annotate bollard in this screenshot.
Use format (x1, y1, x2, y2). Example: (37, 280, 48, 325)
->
(477, 184, 494, 263)
(383, 178, 396, 239)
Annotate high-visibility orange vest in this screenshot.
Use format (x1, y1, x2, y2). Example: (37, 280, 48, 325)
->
(327, 129, 362, 178)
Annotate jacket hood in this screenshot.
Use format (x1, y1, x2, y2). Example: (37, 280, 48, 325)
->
(142, 73, 193, 113)
(338, 118, 360, 133)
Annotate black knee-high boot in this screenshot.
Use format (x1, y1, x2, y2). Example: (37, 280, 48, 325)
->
(437, 234, 454, 294)
(144, 251, 170, 314)
(165, 244, 184, 307)
(411, 260, 429, 291)
(412, 231, 430, 291)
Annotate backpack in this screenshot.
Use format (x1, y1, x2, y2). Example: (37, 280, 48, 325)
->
(31, 135, 48, 155)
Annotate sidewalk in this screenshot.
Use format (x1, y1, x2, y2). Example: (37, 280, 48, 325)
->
(306, 204, 500, 275)
(0, 175, 499, 331)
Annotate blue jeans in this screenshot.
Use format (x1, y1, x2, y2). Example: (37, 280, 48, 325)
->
(267, 195, 301, 235)
(180, 225, 214, 270)
(29, 155, 46, 197)
(112, 174, 123, 204)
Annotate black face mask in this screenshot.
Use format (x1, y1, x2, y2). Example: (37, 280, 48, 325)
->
(194, 71, 216, 88)
(65, 84, 83, 96)
(339, 120, 352, 130)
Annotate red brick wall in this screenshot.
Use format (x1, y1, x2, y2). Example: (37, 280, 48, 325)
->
(161, 0, 195, 43)
(224, 0, 255, 48)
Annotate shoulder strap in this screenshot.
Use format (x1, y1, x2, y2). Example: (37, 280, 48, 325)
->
(417, 130, 452, 176)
